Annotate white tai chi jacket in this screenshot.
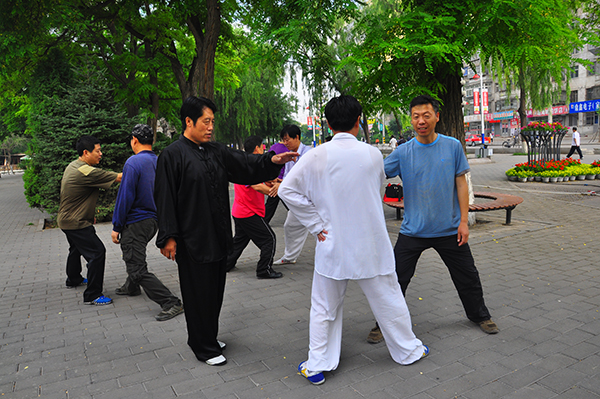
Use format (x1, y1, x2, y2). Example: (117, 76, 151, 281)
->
(278, 133, 395, 280)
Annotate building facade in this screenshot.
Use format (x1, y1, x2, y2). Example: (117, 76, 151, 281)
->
(462, 46, 600, 141)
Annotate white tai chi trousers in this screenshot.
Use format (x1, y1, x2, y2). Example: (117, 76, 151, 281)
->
(306, 271, 424, 373)
(282, 211, 309, 261)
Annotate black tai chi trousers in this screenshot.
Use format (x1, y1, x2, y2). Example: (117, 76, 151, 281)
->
(62, 225, 106, 302)
(394, 233, 491, 323)
(176, 245, 227, 362)
(226, 215, 276, 275)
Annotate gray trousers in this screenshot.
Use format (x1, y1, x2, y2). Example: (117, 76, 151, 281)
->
(120, 218, 181, 310)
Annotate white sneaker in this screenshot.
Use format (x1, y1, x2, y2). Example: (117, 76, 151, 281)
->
(206, 355, 227, 366)
(273, 258, 296, 265)
(218, 340, 226, 349)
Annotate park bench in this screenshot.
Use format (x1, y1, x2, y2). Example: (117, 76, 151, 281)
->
(384, 191, 523, 225)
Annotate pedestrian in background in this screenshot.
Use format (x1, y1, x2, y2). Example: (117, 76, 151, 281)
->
(566, 126, 583, 159)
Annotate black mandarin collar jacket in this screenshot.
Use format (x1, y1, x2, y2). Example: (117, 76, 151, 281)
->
(154, 135, 283, 264)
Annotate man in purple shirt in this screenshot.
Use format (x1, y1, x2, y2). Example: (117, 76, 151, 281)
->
(263, 135, 289, 223)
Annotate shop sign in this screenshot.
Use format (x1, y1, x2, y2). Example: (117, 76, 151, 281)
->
(569, 100, 600, 113)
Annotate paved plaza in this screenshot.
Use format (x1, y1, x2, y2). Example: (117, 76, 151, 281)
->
(1, 152, 600, 399)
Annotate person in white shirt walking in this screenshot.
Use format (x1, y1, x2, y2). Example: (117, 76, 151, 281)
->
(566, 126, 583, 159)
(279, 95, 428, 386)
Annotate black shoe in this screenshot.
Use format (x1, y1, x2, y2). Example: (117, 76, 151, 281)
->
(225, 264, 236, 273)
(257, 268, 283, 279)
(66, 278, 87, 289)
(115, 286, 142, 296)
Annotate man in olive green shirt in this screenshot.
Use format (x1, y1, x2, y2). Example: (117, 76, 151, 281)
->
(57, 136, 122, 305)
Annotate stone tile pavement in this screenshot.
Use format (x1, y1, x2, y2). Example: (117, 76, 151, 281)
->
(1, 153, 599, 399)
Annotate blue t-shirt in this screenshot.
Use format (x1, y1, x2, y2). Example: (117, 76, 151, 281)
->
(112, 150, 158, 232)
(384, 134, 470, 238)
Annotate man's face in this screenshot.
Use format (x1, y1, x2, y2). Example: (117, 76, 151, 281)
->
(84, 144, 102, 165)
(410, 103, 439, 140)
(282, 134, 300, 152)
(185, 108, 215, 144)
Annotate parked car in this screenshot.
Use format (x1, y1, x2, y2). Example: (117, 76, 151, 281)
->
(465, 134, 491, 146)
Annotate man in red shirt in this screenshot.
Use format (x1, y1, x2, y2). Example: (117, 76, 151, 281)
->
(226, 136, 283, 279)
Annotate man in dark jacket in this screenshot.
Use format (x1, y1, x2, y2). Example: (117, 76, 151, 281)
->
(111, 124, 183, 322)
(154, 96, 297, 366)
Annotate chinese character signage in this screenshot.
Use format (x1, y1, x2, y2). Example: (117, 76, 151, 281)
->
(307, 117, 313, 129)
(473, 89, 480, 114)
(569, 100, 600, 113)
(526, 105, 569, 117)
(482, 89, 488, 114)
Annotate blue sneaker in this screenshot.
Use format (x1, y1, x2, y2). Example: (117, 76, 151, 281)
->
(298, 361, 325, 385)
(84, 295, 113, 306)
(422, 345, 430, 359)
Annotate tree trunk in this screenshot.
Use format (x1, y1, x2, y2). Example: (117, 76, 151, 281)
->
(163, 1, 220, 101)
(392, 111, 402, 137)
(145, 40, 159, 143)
(181, 0, 220, 100)
(517, 65, 529, 152)
(436, 69, 465, 148)
(361, 112, 371, 144)
(517, 67, 528, 129)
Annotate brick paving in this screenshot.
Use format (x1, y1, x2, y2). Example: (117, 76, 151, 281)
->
(1, 152, 599, 398)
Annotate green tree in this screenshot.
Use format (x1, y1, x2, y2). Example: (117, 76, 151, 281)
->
(481, 0, 583, 127)
(351, 0, 586, 143)
(214, 38, 296, 147)
(245, 0, 367, 138)
(24, 50, 133, 220)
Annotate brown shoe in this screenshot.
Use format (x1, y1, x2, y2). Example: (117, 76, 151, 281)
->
(367, 325, 384, 343)
(478, 319, 499, 334)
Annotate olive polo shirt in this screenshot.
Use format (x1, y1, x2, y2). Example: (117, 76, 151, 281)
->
(57, 159, 118, 230)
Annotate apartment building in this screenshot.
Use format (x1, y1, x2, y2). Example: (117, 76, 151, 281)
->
(462, 46, 600, 141)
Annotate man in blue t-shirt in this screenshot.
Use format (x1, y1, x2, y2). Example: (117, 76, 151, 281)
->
(111, 124, 183, 322)
(367, 95, 497, 344)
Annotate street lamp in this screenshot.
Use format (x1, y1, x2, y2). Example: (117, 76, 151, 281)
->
(472, 71, 486, 146)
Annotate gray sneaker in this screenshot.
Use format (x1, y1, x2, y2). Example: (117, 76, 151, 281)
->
(155, 304, 184, 321)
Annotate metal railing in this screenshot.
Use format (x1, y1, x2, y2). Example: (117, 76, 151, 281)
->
(520, 129, 568, 163)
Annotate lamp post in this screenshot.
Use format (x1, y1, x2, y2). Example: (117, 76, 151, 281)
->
(472, 74, 486, 145)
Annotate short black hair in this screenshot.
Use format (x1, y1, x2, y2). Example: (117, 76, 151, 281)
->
(573, 127, 578, 131)
(324, 95, 362, 132)
(409, 95, 440, 114)
(180, 96, 217, 133)
(243, 136, 263, 153)
(76, 136, 100, 156)
(280, 124, 301, 140)
(130, 124, 154, 145)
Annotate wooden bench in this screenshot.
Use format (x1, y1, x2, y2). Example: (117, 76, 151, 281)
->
(384, 191, 523, 225)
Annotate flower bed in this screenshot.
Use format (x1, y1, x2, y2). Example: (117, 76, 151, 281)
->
(505, 158, 600, 182)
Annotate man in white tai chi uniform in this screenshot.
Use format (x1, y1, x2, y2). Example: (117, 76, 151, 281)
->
(272, 125, 311, 265)
(279, 94, 428, 385)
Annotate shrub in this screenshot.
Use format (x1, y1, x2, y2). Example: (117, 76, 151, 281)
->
(23, 51, 134, 221)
